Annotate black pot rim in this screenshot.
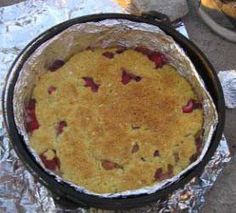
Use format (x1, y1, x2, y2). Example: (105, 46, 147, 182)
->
(2, 13, 225, 210)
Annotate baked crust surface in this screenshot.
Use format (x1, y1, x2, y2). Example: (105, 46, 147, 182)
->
(29, 48, 203, 193)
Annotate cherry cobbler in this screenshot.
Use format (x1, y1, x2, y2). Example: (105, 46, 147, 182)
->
(25, 47, 203, 193)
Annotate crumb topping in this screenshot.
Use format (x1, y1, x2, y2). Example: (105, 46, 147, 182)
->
(28, 47, 203, 193)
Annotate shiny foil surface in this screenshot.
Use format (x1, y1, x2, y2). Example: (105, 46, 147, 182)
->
(0, 0, 231, 212)
(218, 70, 236, 109)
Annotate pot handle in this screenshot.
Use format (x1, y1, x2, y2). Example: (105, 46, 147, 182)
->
(141, 11, 172, 26)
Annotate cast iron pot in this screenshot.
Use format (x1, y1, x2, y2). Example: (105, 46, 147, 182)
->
(2, 13, 225, 210)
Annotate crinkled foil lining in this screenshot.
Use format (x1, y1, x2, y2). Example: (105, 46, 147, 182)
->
(0, 0, 231, 212)
(11, 19, 218, 198)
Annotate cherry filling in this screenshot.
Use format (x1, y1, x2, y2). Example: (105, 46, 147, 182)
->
(101, 160, 122, 170)
(48, 86, 57, 94)
(25, 99, 39, 133)
(154, 168, 163, 180)
(148, 52, 168, 69)
(48, 59, 65, 72)
(40, 150, 60, 170)
(131, 143, 139, 153)
(82, 77, 100, 92)
(189, 153, 198, 163)
(182, 99, 202, 113)
(116, 46, 127, 54)
(190, 130, 203, 163)
(131, 125, 140, 130)
(134, 46, 168, 68)
(135, 46, 154, 56)
(121, 68, 142, 85)
(153, 150, 160, 157)
(56, 121, 67, 136)
(102, 51, 114, 59)
(195, 131, 203, 154)
(86, 46, 94, 51)
(154, 164, 174, 181)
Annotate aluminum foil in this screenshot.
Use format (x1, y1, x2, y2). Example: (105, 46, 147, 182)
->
(10, 18, 218, 198)
(0, 128, 231, 212)
(218, 70, 236, 109)
(0, 0, 231, 212)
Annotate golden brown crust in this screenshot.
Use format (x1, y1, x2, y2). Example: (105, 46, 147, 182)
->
(30, 48, 203, 193)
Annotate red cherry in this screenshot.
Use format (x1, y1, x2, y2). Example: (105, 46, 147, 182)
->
(56, 121, 67, 136)
(154, 168, 163, 180)
(131, 143, 139, 153)
(182, 99, 202, 113)
(193, 101, 202, 109)
(153, 150, 160, 157)
(121, 70, 132, 85)
(154, 164, 173, 180)
(135, 46, 168, 69)
(148, 52, 168, 69)
(82, 77, 100, 92)
(195, 130, 203, 154)
(48, 86, 57, 94)
(121, 68, 142, 85)
(182, 100, 194, 113)
(134, 46, 154, 56)
(48, 60, 65, 72)
(131, 125, 140, 130)
(102, 51, 114, 59)
(190, 153, 198, 163)
(101, 160, 122, 170)
(86, 46, 94, 51)
(25, 99, 39, 133)
(189, 130, 203, 163)
(116, 46, 127, 54)
(40, 151, 60, 170)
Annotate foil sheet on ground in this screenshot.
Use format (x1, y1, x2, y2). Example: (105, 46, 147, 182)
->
(0, 0, 231, 212)
(218, 70, 236, 109)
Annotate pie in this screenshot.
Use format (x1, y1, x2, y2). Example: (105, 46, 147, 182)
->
(25, 47, 203, 193)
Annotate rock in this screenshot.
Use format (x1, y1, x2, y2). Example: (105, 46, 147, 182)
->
(131, 0, 189, 21)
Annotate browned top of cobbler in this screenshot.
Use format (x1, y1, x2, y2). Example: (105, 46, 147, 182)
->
(26, 47, 203, 193)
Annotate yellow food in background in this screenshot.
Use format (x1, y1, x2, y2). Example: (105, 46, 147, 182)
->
(114, 0, 130, 8)
(201, 0, 236, 18)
